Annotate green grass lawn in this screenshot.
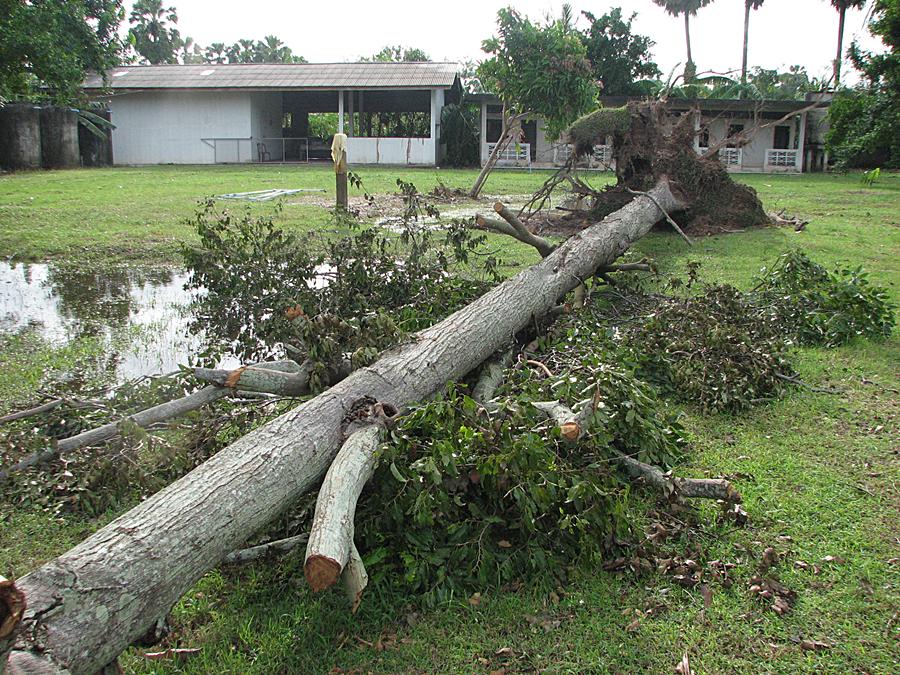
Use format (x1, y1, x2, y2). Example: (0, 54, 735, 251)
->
(0, 166, 897, 673)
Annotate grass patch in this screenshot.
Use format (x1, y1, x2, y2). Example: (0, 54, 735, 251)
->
(0, 167, 897, 673)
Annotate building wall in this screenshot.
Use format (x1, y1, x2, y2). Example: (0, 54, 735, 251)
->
(702, 116, 795, 170)
(110, 90, 253, 164)
(346, 137, 435, 165)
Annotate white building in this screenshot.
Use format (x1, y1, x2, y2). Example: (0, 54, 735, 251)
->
(472, 94, 829, 174)
(82, 62, 460, 166)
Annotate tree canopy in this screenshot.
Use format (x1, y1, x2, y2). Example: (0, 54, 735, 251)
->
(128, 0, 182, 65)
(828, 0, 900, 167)
(362, 46, 431, 62)
(0, 0, 124, 103)
(477, 7, 597, 140)
(579, 8, 660, 96)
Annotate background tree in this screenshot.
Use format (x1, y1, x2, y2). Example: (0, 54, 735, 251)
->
(579, 8, 661, 96)
(651, 0, 714, 82)
(828, 0, 868, 87)
(204, 42, 228, 64)
(179, 36, 203, 64)
(0, 0, 124, 103)
(828, 0, 899, 167)
(128, 0, 182, 65)
(361, 46, 431, 62)
(470, 6, 597, 197)
(741, 0, 765, 91)
(254, 35, 306, 63)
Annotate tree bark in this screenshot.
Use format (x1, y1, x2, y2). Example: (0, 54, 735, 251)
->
(684, 13, 693, 70)
(7, 180, 683, 675)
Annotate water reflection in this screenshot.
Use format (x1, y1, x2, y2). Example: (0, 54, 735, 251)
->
(0, 261, 232, 381)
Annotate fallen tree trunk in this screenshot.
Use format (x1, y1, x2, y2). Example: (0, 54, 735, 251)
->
(7, 180, 683, 674)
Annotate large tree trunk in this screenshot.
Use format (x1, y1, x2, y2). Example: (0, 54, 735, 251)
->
(834, 7, 847, 88)
(741, 2, 751, 90)
(7, 182, 683, 675)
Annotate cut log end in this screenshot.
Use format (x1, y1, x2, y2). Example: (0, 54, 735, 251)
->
(560, 422, 582, 442)
(304, 555, 342, 592)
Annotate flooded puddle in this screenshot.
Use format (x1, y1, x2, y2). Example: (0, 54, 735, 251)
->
(0, 261, 338, 384)
(0, 262, 235, 382)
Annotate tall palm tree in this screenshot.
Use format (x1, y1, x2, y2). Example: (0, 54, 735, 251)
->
(652, 0, 714, 82)
(129, 0, 181, 65)
(741, 1, 765, 89)
(828, 0, 868, 88)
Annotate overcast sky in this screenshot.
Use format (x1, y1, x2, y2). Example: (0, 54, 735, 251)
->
(129, 0, 884, 85)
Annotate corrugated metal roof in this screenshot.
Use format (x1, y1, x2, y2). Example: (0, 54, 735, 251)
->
(83, 62, 459, 91)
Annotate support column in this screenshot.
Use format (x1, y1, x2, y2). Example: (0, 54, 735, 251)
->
(431, 88, 444, 166)
(480, 102, 488, 166)
(795, 112, 807, 173)
(348, 91, 355, 137)
(693, 110, 701, 153)
(338, 91, 344, 134)
(359, 91, 365, 137)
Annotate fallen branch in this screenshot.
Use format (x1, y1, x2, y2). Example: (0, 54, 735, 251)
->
(532, 400, 594, 442)
(472, 349, 515, 406)
(305, 400, 398, 594)
(626, 187, 693, 246)
(531, 400, 740, 501)
(493, 202, 555, 258)
(0, 361, 306, 480)
(7, 180, 683, 675)
(222, 533, 309, 565)
(613, 451, 741, 502)
(600, 262, 652, 273)
(0, 399, 62, 425)
(193, 358, 350, 397)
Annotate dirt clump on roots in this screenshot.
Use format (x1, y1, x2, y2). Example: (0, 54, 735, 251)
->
(567, 101, 769, 232)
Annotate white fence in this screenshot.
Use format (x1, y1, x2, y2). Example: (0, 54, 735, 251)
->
(699, 146, 742, 167)
(487, 141, 531, 166)
(765, 149, 799, 169)
(201, 137, 310, 163)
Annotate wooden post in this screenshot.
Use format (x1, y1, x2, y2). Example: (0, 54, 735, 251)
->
(332, 133, 348, 210)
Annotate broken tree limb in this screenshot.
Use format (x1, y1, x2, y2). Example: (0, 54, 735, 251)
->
(7, 180, 683, 675)
(1, 576, 25, 668)
(0, 399, 62, 425)
(493, 201, 555, 258)
(304, 401, 398, 593)
(531, 399, 740, 502)
(472, 349, 515, 406)
(532, 400, 594, 442)
(600, 262, 652, 273)
(0, 361, 307, 480)
(194, 358, 351, 397)
(613, 451, 742, 502)
(222, 534, 310, 566)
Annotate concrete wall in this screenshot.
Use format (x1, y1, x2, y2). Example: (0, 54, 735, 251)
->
(40, 107, 80, 169)
(109, 91, 252, 164)
(0, 104, 42, 170)
(346, 137, 435, 165)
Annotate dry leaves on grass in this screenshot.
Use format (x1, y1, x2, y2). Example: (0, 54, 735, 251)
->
(674, 652, 694, 674)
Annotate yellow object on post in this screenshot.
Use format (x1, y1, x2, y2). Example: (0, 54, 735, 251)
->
(332, 133, 348, 209)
